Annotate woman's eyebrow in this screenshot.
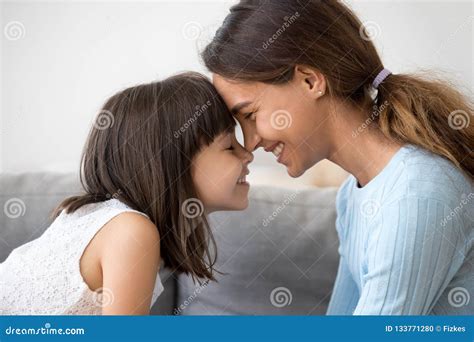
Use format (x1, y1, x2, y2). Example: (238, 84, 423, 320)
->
(230, 101, 252, 115)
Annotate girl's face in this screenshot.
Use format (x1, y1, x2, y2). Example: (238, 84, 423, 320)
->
(192, 131, 254, 212)
(213, 70, 331, 178)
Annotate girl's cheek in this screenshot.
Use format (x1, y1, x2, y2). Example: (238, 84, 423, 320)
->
(227, 154, 243, 177)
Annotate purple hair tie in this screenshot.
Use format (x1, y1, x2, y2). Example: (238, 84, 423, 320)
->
(372, 68, 392, 89)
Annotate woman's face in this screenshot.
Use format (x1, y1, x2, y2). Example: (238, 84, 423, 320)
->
(213, 69, 331, 178)
(192, 131, 254, 212)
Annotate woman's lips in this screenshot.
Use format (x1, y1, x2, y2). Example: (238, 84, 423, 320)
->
(268, 142, 286, 165)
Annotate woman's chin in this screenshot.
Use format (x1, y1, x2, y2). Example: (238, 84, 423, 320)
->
(286, 162, 305, 178)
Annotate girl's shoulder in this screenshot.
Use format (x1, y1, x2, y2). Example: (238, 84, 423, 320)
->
(79, 204, 161, 314)
(87, 203, 160, 262)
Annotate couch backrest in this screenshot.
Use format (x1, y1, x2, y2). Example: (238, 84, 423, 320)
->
(0, 172, 176, 315)
(178, 185, 340, 315)
(1, 173, 340, 315)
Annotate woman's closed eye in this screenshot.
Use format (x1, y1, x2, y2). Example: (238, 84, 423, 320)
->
(243, 111, 256, 120)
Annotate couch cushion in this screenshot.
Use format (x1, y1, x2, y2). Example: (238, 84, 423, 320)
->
(0, 172, 176, 315)
(177, 185, 339, 315)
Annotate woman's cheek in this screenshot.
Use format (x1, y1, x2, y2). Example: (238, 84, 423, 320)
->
(256, 113, 275, 139)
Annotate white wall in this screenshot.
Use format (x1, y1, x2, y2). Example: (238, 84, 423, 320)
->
(1, 0, 472, 175)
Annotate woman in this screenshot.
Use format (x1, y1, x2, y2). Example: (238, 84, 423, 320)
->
(202, 0, 473, 315)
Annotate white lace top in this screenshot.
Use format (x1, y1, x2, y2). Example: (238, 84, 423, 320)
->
(0, 199, 164, 315)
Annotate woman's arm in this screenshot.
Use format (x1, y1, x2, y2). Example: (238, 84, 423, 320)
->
(99, 212, 161, 315)
(354, 195, 466, 315)
(326, 254, 360, 315)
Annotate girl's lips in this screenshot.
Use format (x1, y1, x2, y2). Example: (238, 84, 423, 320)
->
(237, 181, 250, 186)
(237, 168, 250, 185)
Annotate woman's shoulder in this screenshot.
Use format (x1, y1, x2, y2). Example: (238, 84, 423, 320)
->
(399, 145, 472, 203)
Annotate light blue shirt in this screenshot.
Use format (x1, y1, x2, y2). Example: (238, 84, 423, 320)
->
(327, 145, 473, 315)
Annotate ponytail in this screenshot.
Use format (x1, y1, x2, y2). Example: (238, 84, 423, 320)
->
(376, 73, 473, 181)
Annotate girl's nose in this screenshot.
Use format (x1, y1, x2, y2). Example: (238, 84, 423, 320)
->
(243, 149, 254, 165)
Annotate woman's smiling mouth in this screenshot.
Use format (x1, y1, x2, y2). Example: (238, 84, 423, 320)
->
(266, 142, 287, 164)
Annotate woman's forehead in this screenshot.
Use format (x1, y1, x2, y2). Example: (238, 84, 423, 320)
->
(212, 74, 261, 110)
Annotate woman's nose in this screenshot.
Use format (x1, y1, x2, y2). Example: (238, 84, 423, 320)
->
(244, 132, 262, 152)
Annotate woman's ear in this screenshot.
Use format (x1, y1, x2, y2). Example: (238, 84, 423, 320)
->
(293, 65, 326, 100)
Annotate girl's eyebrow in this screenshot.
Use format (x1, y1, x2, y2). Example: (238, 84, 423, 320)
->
(230, 101, 252, 115)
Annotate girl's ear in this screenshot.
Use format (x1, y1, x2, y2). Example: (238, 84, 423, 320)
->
(294, 65, 327, 100)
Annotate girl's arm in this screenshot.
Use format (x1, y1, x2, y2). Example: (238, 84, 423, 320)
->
(99, 212, 161, 315)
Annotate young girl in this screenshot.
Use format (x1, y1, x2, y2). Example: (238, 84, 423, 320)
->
(0, 72, 253, 315)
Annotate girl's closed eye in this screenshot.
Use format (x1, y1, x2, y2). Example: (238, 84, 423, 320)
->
(225, 137, 235, 150)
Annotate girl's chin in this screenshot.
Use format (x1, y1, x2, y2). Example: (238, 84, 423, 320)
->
(229, 192, 250, 211)
(207, 193, 249, 212)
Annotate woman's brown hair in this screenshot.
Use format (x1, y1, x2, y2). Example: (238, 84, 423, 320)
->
(202, 0, 473, 180)
(53, 72, 236, 281)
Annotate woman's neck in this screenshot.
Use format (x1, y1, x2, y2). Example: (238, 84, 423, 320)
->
(326, 101, 403, 187)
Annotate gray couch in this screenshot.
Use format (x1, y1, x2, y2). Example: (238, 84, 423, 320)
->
(0, 172, 340, 315)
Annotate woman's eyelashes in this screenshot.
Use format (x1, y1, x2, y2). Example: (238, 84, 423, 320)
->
(243, 111, 256, 120)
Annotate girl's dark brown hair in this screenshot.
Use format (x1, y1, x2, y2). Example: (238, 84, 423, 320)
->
(202, 0, 473, 180)
(53, 72, 236, 281)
